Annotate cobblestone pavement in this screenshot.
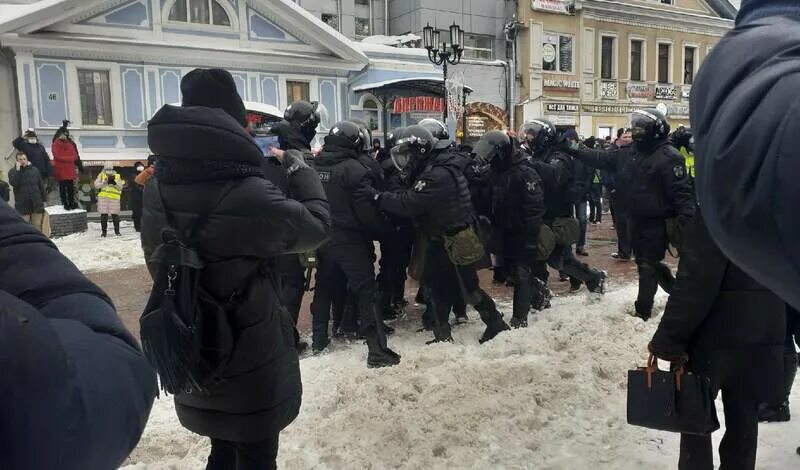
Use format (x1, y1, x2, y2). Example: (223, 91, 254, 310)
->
(87, 219, 677, 341)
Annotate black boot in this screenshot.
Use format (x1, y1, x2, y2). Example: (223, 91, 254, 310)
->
(530, 278, 552, 312)
(474, 297, 510, 344)
(633, 301, 652, 321)
(366, 331, 401, 368)
(113, 216, 121, 236)
(509, 316, 528, 329)
(427, 323, 453, 344)
(587, 270, 608, 294)
(761, 350, 797, 422)
(100, 214, 108, 238)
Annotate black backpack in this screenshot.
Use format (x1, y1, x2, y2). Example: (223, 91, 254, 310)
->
(139, 181, 238, 395)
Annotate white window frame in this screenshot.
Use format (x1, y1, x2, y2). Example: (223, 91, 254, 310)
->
(66, 61, 123, 131)
(162, 0, 239, 33)
(350, 93, 382, 133)
(597, 125, 614, 141)
(542, 31, 575, 74)
(279, 75, 319, 112)
(599, 33, 618, 80)
(656, 39, 674, 85)
(682, 43, 699, 85)
(628, 36, 647, 82)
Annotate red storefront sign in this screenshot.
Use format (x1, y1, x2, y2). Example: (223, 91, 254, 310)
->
(392, 96, 445, 114)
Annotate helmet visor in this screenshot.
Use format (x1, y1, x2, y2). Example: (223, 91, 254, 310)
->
(390, 141, 414, 172)
(473, 138, 499, 165)
(630, 111, 657, 142)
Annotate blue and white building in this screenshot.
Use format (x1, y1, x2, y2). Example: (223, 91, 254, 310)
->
(0, 0, 446, 176)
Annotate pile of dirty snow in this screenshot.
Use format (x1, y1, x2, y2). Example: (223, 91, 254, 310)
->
(121, 286, 800, 469)
(53, 221, 145, 273)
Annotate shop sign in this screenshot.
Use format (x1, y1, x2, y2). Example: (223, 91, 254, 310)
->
(83, 160, 136, 167)
(542, 44, 557, 64)
(681, 85, 692, 99)
(627, 83, 653, 99)
(600, 80, 619, 100)
(393, 96, 445, 114)
(466, 115, 488, 138)
(666, 104, 690, 117)
(655, 85, 677, 100)
(531, 0, 572, 14)
(583, 104, 638, 114)
(543, 79, 580, 90)
(545, 102, 579, 113)
(546, 115, 577, 126)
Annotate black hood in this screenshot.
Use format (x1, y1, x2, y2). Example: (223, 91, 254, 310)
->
(148, 105, 262, 165)
(315, 145, 359, 168)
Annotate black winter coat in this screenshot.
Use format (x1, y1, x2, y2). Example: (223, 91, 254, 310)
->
(571, 141, 694, 221)
(379, 149, 474, 237)
(650, 211, 786, 403)
(489, 155, 545, 260)
(313, 143, 389, 239)
(527, 148, 577, 219)
(12, 137, 51, 179)
(691, 13, 800, 311)
(8, 165, 46, 215)
(0, 200, 156, 469)
(141, 105, 330, 442)
(0, 180, 9, 202)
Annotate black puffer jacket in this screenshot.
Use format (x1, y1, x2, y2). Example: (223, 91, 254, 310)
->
(571, 141, 694, 220)
(8, 165, 46, 215)
(650, 210, 786, 402)
(691, 11, 800, 310)
(141, 105, 329, 443)
(527, 148, 576, 219)
(313, 139, 389, 239)
(379, 149, 473, 237)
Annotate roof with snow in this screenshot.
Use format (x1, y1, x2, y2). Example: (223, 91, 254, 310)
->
(352, 76, 474, 97)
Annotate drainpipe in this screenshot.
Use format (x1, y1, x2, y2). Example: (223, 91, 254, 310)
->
(384, 0, 389, 36)
(504, 19, 519, 131)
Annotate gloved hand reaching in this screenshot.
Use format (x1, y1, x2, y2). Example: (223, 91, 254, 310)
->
(354, 182, 380, 204)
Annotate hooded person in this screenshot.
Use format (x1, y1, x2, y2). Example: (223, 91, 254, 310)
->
(51, 125, 81, 210)
(13, 129, 52, 182)
(141, 68, 329, 470)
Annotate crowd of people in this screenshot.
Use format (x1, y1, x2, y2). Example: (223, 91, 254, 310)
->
(2, 2, 800, 468)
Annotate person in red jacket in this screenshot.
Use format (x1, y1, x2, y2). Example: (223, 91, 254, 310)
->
(51, 124, 82, 210)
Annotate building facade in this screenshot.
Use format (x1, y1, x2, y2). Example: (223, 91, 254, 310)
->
(517, 0, 736, 138)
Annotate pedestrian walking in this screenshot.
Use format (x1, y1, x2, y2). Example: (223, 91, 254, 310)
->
(8, 152, 46, 232)
(13, 128, 52, 187)
(95, 164, 124, 237)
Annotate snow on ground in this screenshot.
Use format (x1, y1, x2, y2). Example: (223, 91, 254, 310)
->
(53, 222, 145, 273)
(121, 285, 800, 469)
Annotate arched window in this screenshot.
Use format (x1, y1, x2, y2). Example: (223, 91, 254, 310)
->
(168, 0, 231, 27)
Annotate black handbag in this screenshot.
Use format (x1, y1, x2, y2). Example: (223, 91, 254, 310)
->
(627, 355, 720, 435)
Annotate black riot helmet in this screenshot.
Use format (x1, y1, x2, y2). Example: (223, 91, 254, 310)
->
(326, 121, 363, 151)
(474, 130, 512, 165)
(390, 125, 434, 171)
(284, 100, 321, 133)
(417, 118, 452, 150)
(670, 125, 693, 151)
(386, 127, 405, 148)
(630, 108, 670, 144)
(518, 119, 558, 151)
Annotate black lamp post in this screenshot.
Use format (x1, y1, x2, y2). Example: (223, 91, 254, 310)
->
(423, 22, 464, 122)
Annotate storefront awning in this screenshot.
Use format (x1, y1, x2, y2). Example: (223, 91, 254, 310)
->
(352, 76, 473, 98)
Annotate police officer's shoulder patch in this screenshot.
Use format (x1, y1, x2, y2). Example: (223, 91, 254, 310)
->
(413, 180, 428, 192)
(318, 171, 331, 183)
(673, 165, 686, 179)
(526, 180, 537, 193)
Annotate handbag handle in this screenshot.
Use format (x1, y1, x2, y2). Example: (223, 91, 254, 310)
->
(646, 355, 686, 391)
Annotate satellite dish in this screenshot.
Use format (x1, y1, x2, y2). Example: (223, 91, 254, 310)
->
(656, 102, 668, 117)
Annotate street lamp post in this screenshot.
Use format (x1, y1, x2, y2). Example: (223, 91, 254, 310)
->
(423, 22, 464, 123)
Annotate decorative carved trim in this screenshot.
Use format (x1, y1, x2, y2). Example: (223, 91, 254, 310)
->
(72, 0, 133, 24)
(582, 2, 733, 37)
(121, 67, 146, 128)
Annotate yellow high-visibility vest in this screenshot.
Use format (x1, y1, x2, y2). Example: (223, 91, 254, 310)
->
(680, 147, 696, 179)
(97, 172, 123, 200)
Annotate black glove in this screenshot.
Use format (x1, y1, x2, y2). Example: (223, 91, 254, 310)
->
(354, 183, 380, 204)
(108, 175, 116, 185)
(282, 149, 310, 175)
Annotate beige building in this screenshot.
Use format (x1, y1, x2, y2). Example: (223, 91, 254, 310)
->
(516, 0, 736, 139)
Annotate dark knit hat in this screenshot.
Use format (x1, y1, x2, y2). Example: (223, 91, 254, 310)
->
(181, 68, 247, 127)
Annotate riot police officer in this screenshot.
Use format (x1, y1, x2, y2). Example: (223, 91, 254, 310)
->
(518, 119, 607, 294)
(476, 130, 550, 328)
(670, 126, 696, 189)
(310, 121, 400, 367)
(359, 125, 510, 344)
(565, 108, 695, 320)
(263, 100, 321, 352)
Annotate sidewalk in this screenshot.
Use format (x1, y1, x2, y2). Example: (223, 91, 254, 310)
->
(87, 220, 672, 340)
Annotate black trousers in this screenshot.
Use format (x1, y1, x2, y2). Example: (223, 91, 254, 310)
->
(207, 435, 279, 470)
(310, 233, 386, 346)
(631, 218, 673, 314)
(589, 183, 603, 223)
(99, 213, 120, 235)
(422, 239, 503, 331)
(533, 241, 603, 289)
(679, 387, 759, 470)
(377, 225, 414, 309)
(131, 186, 143, 232)
(58, 180, 75, 209)
(509, 262, 546, 320)
(614, 210, 632, 258)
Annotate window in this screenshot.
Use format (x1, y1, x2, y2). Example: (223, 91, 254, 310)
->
(601, 36, 615, 79)
(321, 13, 339, 31)
(660, 0, 673, 4)
(78, 70, 113, 126)
(658, 43, 672, 84)
(355, 0, 369, 5)
(542, 33, 573, 73)
(598, 126, 613, 140)
(168, 0, 230, 27)
(286, 81, 310, 104)
(355, 17, 370, 37)
(463, 34, 493, 61)
(684, 46, 697, 84)
(630, 39, 643, 81)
